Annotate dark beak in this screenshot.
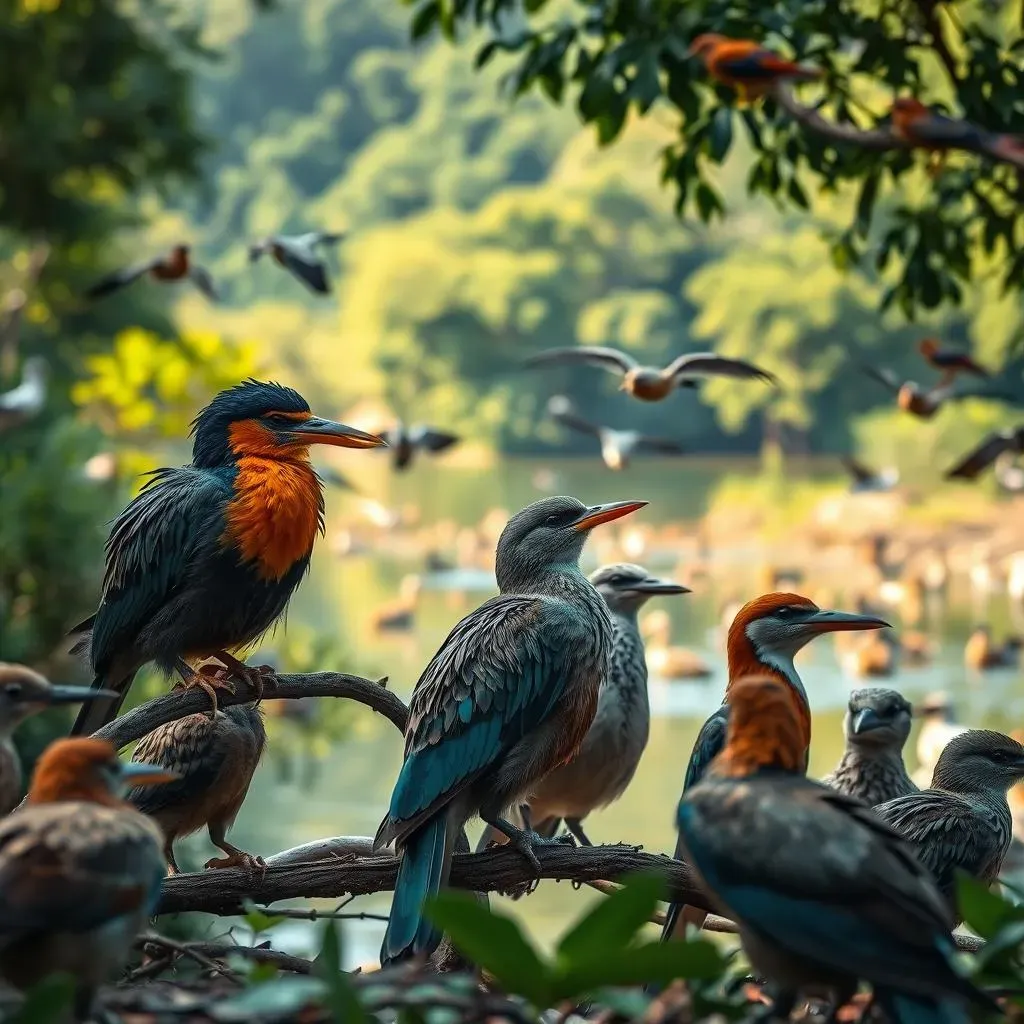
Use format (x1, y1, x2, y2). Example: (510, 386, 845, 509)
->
(851, 707, 888, 735)
(120, 761, 179, 787)
(288, 417, 387, 450)
(46, 685, 120, 705)
(802, 609, 890, 633)
(572, 500, 648, 532)
(629, 576, 691, 595)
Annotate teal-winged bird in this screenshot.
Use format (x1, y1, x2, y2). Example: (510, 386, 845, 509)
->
(127, 703, 266, 873)
(0, 737, 175, 1020)
(379, 421, 460, 471)
(248, 231, 345, 295)
(823, 687, 917, 806)
(662, 593, 888, 940)
(69, 379, 386, 736)
(675, 674, 991, 1024)
(85, 244, 218, 302)
(375, 495, 647, 965)
(0, 664, 116, 814)
(875, 729, 1024, 919)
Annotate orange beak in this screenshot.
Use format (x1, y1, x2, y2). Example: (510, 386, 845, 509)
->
(572, 500, 648, 532)
(287, 416, 387, 450)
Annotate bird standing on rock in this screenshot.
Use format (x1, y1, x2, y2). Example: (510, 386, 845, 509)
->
(375, 496, 647, 966)
(85, 244, 218, 302)
(675, 675, 990, 1024)
(69, 380, 386, 736)
(248, 231, 345, 295)
(824, 687, 917, 806)
(0, 738, 175, 1021)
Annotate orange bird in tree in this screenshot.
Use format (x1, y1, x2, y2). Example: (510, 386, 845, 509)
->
(917, 338, 989, 382)
(688, 34, 822, 103)
(85, 244, 219, 303)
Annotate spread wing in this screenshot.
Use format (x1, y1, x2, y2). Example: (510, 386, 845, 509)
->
(945, 432, 1015, 480)
(84, 259, 158, 299)
(523, 346, 636, 377)
(547, 396, 602, 437)
(276, 239, 331, 294)
(862, 364, 902, 394)
(665, 353, 776, 385)
(408, 426, 460, 453)
(636, 434, 686, 454)
(188, 264, 219, 302)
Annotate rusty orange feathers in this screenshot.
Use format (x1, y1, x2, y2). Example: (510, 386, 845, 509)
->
(714, 675, 807, 777)
(688, 34, 822, 101)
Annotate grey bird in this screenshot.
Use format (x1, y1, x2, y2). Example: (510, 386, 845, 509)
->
(875, 729, 1024, 919)
(248, 231, 345, 295)
(379, 420, 460, 471)
(823, 687, 917, 806)
(547, 395, 686, 471)
(0, 356, 46, 432)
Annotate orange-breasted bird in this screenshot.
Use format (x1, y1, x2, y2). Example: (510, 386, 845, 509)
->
(688, 34, 822, 103)
(69, 380, 386, 736)
(862, 364, 1018, 420)
(917, 338, 989, 381)
(0, 738, 175, 1020)
(84, 244, 219, 302)
(891, 98, 1024, 170)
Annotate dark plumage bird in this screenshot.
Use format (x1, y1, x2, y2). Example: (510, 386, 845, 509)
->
(523, 345, 776, 402)
(375, 496, 646, 965)
(676, 675, 990, 1024)
(0, 738, 174, 1021)
(248, 231, 345, 295)
(546, 395, 685, 471)
(379, 421, 460, 471)
(127, 703, 266, 874)
(875, 729, 1024, 919)
(69, 380, 385, 736)
(945, 425, 1024, 480)
(863, 364, 1017, 420)
(823, 687, 917, 806)
(918, 338, 988, 381)
(85, 244, 218, 302)
(0, 664, 116, 814)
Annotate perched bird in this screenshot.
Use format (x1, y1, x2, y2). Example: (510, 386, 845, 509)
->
(0, 355, 46, 432)
(662, 593, 888, 939)
(546, 395, 686, 471)
(127, 703, 266, 874)
(840, 454, 898, 494)
(875, 730, 1024, 918)
(248, 231, 345, 295)
(964, 624, 1023, 671)
(69, 380, 385, 736)
(676, 675, 989, 1023)
(523, 346, 776, 402)
(862, 363, 1015, 420)
(375, 495, 646, 965)
(0, 738, 175, 1020)
(378, 421, 460, 471)
(824, 687, 917, 806)
(945, 425, 1024, 480)
(914, 692, 967, 789)
(84, 244, 218, 302)
(917, 338, 988, 381)
(0, 664, 116, 814)
(891, 97, 1024, 168)
(687, 34, 822, 103)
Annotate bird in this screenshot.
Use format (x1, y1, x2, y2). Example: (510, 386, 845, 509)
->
(875, 729, 1024, 919)
(378, 421, 460, 471)
(0, 738, 175, 1020)
(687, 34, 822, 104)
(84, 244, 218, 302)
(68, 379, 386, 737)
(0, 355, 46, 433)
(374, 495, 647, 965)
(945, 425, 1024, 480)
(862, 363, 1016, 420)
(546, 395, 686, 471)
(661, 592, 888, 940)
(917, 338, 988, 381)
(523, 346, 776, 402)
(840, 454, 898, 494)
(127, 702, 266, 874)
(914, 691, 968, 789)
(248, 231, 345, 295)
(675, 674, 990, 1024)
(964, 624, 1023, 671)
(481, 564, 689, 850)
(823, 687, 917, 806)
(891, 97, 1024, 169)
(0, 664, 117, 815)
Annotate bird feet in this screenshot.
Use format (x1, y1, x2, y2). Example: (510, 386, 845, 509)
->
(176, 662, 236, 719)
(204, 850, 266, 877)
(482, 812, 576, 874)
(212, 650, 277, 702)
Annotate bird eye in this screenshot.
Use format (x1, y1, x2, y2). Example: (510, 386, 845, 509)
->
(265, 413, 295, 427)
(545, 513, 562, 525)
(775, 606, 794, 618)
(4, 684, 20, 699)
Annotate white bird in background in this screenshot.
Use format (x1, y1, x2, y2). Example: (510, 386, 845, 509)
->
(0, 356, 46, 431)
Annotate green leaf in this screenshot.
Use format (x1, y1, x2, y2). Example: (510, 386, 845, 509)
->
(786, 176, 809, 210)
(708, 107, 733, 162)
(524, 0, 550, 10)
(975, 918, 1024, 970)
(578, 71, 616, 123)
(9, 974, 75, 1024)
(957, 874, 1022, 939)
(474, 40, 499, 69)
(855, 172, 880, 238)
(425, 891, 550, 1005)
(630, 53, 661, 113)
(243, 901, 286, 935)
(314, 921, 368, 1024)
(409, 2, 440, 41)
(695, 182, 723, 222)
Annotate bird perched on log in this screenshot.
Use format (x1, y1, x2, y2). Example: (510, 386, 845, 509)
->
(0, 738, 175, 1020)
(69, 379, 385, 736)
(85, 244, 218, 302)
(945, 425, 1024, 481)
(862, 364, 1016, 420)
(917, 338, 988, 382)
(378, 421, 460, 471)
(546, 395, 686, 471)
(687, 34, 822, 103)
(662, 593, 888, 940)
(823, 687, 917, 806)
(375, 495, 646, 965)
(675, 675, 990, 1024)
(0, 664, 116, 815)
(248, 231, 345, 295)
(875, 729, 1024, 919)
(127, 703, 266, 874)
(964, 624, 1023, 671)
(0, 356, 46, 432)
(891, 97, 1024, 169)
(840, 454, 898, 494)
(523, 346, 776, 402)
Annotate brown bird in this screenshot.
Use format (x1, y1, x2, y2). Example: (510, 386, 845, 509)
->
(524, 346, 777, 401)
(85, 244, 218, 302)
(126, 703, 266, 874)
(945, 425, 1024, 480)
(248, 231, 345, 295)
(917, 338, 988, 381)
(687, 35, 822, 104)
(862, 364, 1016, 420)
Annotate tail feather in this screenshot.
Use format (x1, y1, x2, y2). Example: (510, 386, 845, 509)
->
(70, 672, 135, 736)
(874, 990, 969, 1024)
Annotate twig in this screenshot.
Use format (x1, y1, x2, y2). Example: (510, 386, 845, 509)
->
(251, 905, 390, 923)
(188, 940, 316, 975)
(134, 932, 244, 985)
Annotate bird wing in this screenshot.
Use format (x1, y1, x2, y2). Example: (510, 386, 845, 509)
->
(547, 396, 602, 438)
(929, 352, 988, 376)
(665, 353, 776, 385)
(523, 346, 637, 376)
(945, 432, 1013, 480)
(714, 47, 814, 81)
(84, 259, 158, 299)
(862, 364, 902, 393)
(905, 115, 987, 149)
(275, 241, 331, 295)
(293, 231, 345, 249)
(408, 427, 460, 453)
(684, 705, 730, 792)
(636, 435, 686, 454)
(188, 264, 220, 302)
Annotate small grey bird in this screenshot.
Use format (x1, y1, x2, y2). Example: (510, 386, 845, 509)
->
(248, 231, 345, 295)
(379, 421, 460, 471)
(0, 356, 46, 432)
(875, 729, 1024, 918)
(824, 687, 917, 806)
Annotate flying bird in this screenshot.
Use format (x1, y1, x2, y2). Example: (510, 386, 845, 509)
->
(547, 395, 686, 471)
(524, 346, 776, 402)
(862, 364, 1017, 420)
(687, 34, 822, 103)
(840, 455, 898, 494)
(0, 738, 174, 1020)
(378, 421, 460, 471)
(248, 231, 345, 295)
(891, 97, 1024, 168)
(69, 380, 385, 736)
(917, 338, 988, 381)
(375, 495, 646, 965)
(84, 244, 218, 302)
(945, 425, 1024, 480)
(0, 356, 46, 432)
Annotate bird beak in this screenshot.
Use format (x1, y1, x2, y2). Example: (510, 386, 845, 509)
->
(45, 685, 120, 705)
(629, 576, 691, 595)
(120, 761, 179, 787)
(287, 417, 387, 450)
(801, 609, 890, 633)
(572, 500, 648, 532)
(850, 707, 887, 735)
